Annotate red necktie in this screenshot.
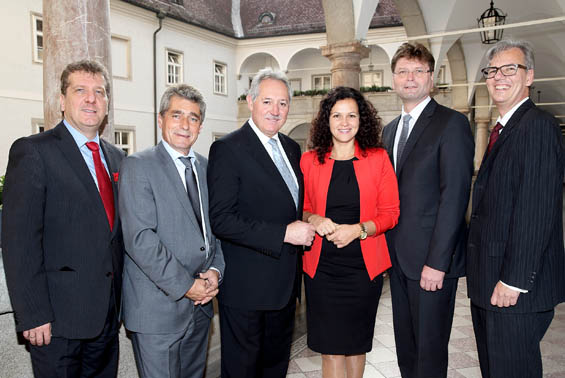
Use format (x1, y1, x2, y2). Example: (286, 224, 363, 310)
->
(86, 142, 115, 230)
(487, 122, 503, 154)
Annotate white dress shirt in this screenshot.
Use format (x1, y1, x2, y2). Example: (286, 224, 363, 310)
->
(248, 118, 299, 187)
(161, 140, 210, 258)
(393, 96, 432, 169)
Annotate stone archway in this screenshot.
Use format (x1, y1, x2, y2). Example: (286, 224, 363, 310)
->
(287, 122, 312, 153)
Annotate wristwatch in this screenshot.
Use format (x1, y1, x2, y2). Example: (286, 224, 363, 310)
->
(359, 223, 367, 240)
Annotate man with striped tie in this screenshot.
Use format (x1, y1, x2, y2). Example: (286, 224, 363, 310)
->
(467, 39, 565, 378)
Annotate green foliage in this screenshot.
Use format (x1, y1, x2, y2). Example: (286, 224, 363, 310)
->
(360, 85, 392, 93)
(238, 86, 392, 101)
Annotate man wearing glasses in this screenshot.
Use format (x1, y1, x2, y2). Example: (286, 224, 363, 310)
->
(382, 43, 474, 378)
(467, 39, 565, 377)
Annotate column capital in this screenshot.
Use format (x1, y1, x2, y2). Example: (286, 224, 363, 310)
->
(321, 41, 369, 59)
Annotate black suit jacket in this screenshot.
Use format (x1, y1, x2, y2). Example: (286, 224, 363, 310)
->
(2, 122, 125, 338)
(207, 122, 303, 311)
(382, 99, 474, 280)
(467, 99, 565, 313)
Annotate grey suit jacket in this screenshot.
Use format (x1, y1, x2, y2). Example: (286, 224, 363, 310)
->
(119, 142, 224, 334)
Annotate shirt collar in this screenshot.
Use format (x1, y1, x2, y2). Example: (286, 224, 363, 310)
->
(496, 97, 529, 127)
(63, 119, 100, 147)
(248, 118, 280, 145)
(161, 140, 195, 161)
(401, 96, 431, 123)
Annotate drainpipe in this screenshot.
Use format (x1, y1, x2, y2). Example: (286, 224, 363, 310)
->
(153, 11, 166, 145)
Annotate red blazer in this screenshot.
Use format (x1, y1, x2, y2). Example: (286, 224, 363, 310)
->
(300, 144, 399, 280)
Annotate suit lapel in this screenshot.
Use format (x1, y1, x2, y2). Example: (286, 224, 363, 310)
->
(193, 155, 212, 239)
(397, 99, 437, 174)
(476, 99, 534, 184)
(384, 116, 399, 165)
(156, 143, 202, 234)
(240, 123, 297, 208)
(52, 123, 110, 230)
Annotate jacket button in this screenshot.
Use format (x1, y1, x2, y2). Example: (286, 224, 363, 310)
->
(200, 247, 205, 251)
(471, 214, 478, 220)
(106, 272, 113, 278)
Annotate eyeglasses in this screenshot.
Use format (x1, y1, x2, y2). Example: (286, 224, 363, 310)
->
(392, 68, 432, 78)
(481, 64, 528, 79)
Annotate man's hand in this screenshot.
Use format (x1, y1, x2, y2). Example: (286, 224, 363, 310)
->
(420, 265, 445, 291)
(326, 224, 359, 248)
(196, 270, 220, 305)
(307, 214, 337, 237)
(490, 281, 520, 307)
(284, 221, 316, 246)
(23, 323, 52, 346)
(185, 278, 218, 305)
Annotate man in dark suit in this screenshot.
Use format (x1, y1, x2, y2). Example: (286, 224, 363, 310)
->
(207, 68, 315, 378)
(467, 39, 565, 378)
(119, 84, 224, 378)
(382, 43, 474, 378)
(2, 60, 125, 377)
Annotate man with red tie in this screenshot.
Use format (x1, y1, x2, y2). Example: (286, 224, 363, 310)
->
(2, 60, 125, 377)
(467, 39, 565, 377)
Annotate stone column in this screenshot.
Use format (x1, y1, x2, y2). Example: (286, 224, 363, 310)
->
(321, 42, 369, 89)
(43, 0, 114, 139)
(474, 120, 489, 173)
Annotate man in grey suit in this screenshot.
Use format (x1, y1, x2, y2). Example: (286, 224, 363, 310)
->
(119, 84, 225, 378)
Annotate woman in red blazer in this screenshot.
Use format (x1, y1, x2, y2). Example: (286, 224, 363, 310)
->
(301, 87, 399, 378)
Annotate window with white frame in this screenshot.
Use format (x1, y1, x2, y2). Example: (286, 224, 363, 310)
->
(214, 62, 227, 95)
(166, 50, 183, 85)
(361, 71, 384, 87)
(32, 118, 45, 134)
(111, 35, 131, 80)
(312, 75, 331, 90)
(32, 13, 43, 63)
(115, 130, 135, 156)
(289, 78, 302, 93)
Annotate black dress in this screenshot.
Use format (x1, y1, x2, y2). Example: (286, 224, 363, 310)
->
(304, 159, 384, 355)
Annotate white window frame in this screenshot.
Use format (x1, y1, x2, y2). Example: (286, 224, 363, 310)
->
(361, 70, 384, 88)
(111, 34, 132, 80)
(166, 49, 183, 85)
(31, 13, 43, 63)
(289, 78, 302, 93)
(312, 74, 331, 90)
(213, 61, 228, 95)
(31, 118, 45, 134)
(114, 128, 136, 156)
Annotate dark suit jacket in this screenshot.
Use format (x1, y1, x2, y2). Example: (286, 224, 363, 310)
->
(2, 122, 125, 339)
(382, 99, 474, 280)
(207, 122, 303, 311)
(467, 99, 565, 313)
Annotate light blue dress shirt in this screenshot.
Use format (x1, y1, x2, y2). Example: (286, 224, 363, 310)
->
(63, 120, 110, 191)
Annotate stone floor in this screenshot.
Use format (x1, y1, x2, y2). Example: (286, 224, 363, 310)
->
(286, 277, 565, 378)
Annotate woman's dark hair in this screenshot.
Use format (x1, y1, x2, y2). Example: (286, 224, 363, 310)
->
(308, 86, 383, 164)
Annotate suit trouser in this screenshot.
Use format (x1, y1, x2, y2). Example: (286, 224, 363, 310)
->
(218, 300, 296, 378)
(389, 266, 458, 378)
(29, 291, 119, 378)
(130, 307, 210, 378)
(471, 302, 553, 378)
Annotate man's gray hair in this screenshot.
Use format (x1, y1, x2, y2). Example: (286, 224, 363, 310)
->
(248, 68, 292, 102)
(159, 84, 206, 122)
(486, 39, 535, 70)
